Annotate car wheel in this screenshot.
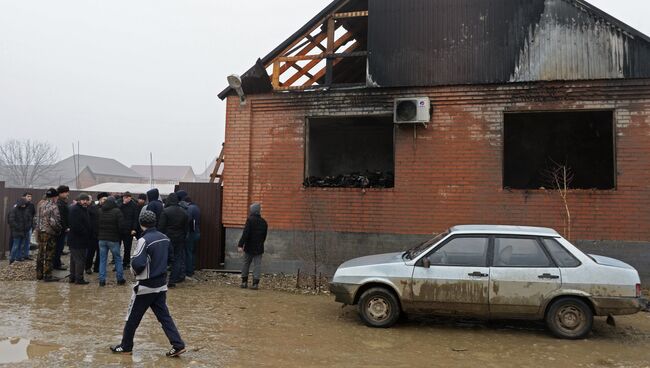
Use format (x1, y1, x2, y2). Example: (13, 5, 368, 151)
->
(358, 287, 401, 328)
(545, 297, 593, 339)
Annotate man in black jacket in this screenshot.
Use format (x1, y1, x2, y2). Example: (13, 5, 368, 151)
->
(86, 192, 108, 274)
(53, 185, 70, 270)
(237, 203, 268, 290)
(8, 198, 32, 264)
(159, 193, 188, 286)
(98, 197, 126, 287)
(21, 192, 35, 261)
(68, 194, 92, 284)
(119, 192, 139, 269)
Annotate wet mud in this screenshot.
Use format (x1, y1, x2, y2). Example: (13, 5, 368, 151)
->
(1, 281, 649, 367)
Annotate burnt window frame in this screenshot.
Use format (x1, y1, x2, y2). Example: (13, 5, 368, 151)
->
(501, 109, 618, 191)
(304, 114, 396, 189)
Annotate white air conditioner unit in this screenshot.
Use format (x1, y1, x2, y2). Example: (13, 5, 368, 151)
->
(394, 97, 431, 124)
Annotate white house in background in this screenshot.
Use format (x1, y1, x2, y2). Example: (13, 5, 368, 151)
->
(130, 165, 196, 185)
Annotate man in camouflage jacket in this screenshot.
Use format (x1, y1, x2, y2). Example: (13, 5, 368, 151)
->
(36, 188, 63, 282)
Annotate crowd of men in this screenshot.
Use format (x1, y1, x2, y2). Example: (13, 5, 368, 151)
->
(7, 186, 201, 286)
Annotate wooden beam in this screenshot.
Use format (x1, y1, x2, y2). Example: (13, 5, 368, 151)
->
(333, 10, 368, 19)
(271, 61, 280, 88)
(303, 41, 360, 87)
(282, 31, 356, 87)
(267, 0, 352, 68)
(279, 29, 331, 74)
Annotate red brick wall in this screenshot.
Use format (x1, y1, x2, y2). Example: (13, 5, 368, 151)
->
(223, 79, 650, 242)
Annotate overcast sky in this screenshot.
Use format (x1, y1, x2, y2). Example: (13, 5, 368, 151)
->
(1, 0, 648, 173)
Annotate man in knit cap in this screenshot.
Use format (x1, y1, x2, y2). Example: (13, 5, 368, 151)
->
(110, 210, 186, 357)
(237, 202, 268, 290)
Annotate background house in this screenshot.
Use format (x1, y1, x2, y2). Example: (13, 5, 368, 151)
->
(219, 0, 650, 282)
(47, 154, 145, 189)
(130, 165, 196, 184)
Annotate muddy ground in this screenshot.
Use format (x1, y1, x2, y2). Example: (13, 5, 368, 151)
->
(1, 260, 650, 367)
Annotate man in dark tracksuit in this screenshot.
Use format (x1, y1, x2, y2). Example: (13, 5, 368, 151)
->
(184, 197, 201, 277)
(119, 192, 139, 269)
(53, 185, 70, 270)
(159, 193, 188, 286)
(67, 194, 92, 284)
(238, 203, 268, 290)
(111, 210, 186, 357)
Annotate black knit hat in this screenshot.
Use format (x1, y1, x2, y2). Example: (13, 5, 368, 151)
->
(45, 188, 58, 198)
(137, 193, 147, 201)
(139, 210, 157, 227)
(97, 192, 109, 200)
(56, 185, 70, 194)
(77, 193, 90, 201)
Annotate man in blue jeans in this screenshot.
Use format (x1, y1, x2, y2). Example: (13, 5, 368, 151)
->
(8, 198, 31, 264)
(97, 197, 126, 286)
(21, 192, 35, 260)
(111, 210, 185, 357)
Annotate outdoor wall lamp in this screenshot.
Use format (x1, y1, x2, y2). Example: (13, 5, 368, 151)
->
(227, 74, 246, 105)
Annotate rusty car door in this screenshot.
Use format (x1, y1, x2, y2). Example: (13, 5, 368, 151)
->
(489, 236, 562, 319)
(409, 236, 490, 317)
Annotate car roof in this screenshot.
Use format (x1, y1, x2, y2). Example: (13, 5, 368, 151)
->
(449, 225, 560, 237)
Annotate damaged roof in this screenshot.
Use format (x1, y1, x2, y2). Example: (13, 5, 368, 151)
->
(219, 0, 650, 99)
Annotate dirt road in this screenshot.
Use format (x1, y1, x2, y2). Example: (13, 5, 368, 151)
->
(1, 281, 649, 367)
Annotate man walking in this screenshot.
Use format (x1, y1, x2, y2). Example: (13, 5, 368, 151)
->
(119, 192, 139, 270)
(8, 198, 31, 264)
(110, 210, 186, 357)
(238, 203, 268, 290)
(36, 188, 62, 282)
(68, 194, 93, 285)
(159, 193, 188, 287)
(184, 197, 200, 277)
(52, 185, 70, 271)
(98, 196, 126, 287)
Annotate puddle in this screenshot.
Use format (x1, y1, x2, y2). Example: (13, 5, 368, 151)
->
(0, 337, 60, 364)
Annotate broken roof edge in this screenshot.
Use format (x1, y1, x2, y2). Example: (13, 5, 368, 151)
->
(218, 0, 347, 100)
(218, 0, 650, 101)
(575, 0, 650, 44)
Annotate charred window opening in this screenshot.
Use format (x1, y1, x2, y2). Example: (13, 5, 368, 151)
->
(305, 116, 394, 188)
(503, 111, 615, 190)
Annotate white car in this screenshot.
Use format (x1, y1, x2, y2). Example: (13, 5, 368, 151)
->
(330, 225, 643, 339)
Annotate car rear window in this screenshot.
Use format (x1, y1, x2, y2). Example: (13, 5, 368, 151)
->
(493, 237, 553, 267)
(541, 238, 581, 267)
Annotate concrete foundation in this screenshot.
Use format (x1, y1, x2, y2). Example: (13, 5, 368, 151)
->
(226, 228, 650, 285)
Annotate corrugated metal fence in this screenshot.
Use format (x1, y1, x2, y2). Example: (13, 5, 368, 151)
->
(174, 182, 224, 269)
(1, 181, 224, 269)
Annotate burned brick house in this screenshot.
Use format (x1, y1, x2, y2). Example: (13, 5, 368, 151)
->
(219, 0, 650, 280)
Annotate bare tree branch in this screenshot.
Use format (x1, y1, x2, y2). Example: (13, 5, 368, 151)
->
(0, 139, 59, 188)
(543, 159, 574, 240)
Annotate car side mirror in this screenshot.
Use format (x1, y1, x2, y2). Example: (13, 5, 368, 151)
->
(422, 258, 431, 269)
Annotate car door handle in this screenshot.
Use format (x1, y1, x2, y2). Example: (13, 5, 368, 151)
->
(538, 273, 560, 279)
(468, 272, 488, 277)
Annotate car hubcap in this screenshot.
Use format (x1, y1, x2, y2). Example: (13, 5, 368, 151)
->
(556, 305, 585, 331)
(367, 297, 390, 321)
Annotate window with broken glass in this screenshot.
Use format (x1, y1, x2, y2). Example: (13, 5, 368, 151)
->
(503, 111, 616, 190)
(304, 116, 394, 188)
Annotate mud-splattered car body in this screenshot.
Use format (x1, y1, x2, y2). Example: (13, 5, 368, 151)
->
(330, 225, 642, 337)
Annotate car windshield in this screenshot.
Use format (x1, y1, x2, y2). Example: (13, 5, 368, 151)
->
(404, 230, 450, 260)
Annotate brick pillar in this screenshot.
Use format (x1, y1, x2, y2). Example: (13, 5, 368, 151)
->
(223, 96, 253, 227)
